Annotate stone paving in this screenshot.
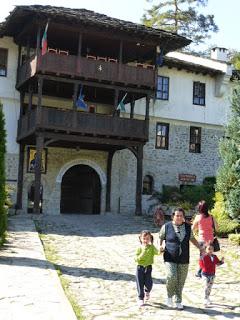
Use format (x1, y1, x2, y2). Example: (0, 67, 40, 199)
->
(35, 213, 240, 320)
(0, 215, 77, 320)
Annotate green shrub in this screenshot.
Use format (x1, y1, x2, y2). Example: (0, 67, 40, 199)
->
(161, 185, 182, 203)
(211, 192, 239, 236)
(228, 234, 240, 245)
(181, 184, 215, 209)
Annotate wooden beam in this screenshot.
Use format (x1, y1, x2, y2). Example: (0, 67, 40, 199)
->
(106, 150, 115, 212)
(42, 74, 153, 95)
(16, 144, 25, 210)
(44, 132, 144, 147)
(33, 134, 44, 214)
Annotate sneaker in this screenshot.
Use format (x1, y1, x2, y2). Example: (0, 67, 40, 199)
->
(176, 302, 184, 310)
(138, 300, 144, 307)
(166, 297, 173, 308)
(145, 292, 150, 301)
(204, 298, 211, 307)
(195, 272, 202, 278)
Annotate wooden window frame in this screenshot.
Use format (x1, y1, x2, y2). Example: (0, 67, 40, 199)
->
(0, 48, 8, 77)
(142, 175, 154, 195)
(156, 76, 169, 100)
(193, 81, 205, 106)
(189, 126, 201, 153)
(155, 122, 169, 150)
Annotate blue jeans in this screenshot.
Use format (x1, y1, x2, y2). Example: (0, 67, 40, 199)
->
(136, 265, 153, 300)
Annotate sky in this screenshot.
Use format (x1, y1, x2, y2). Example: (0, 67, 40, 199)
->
(1, 0, 240, 52)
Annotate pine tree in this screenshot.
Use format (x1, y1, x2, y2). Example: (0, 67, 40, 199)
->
(216, 85, 240, 220)
(142, 0, 218, 45)
(0, 101, 7, 242)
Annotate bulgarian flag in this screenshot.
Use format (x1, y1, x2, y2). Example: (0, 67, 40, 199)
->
(41, 22, 49, 55)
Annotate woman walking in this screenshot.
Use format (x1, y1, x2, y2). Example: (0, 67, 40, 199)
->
(192, 200, 218, 277)
(159, 208, 202, 310)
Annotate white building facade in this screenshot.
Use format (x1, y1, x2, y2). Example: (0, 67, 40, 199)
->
(0, 34, 233, 215)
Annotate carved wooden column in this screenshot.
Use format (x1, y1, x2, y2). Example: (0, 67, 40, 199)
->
(106, 150, 115, 212)
(135, 145, 143, 216)
(33, 134, 44, 214)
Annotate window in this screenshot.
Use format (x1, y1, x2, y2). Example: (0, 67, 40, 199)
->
(189, 126, 201, 153)
(143, 175, 153, 195)
(156, 122, 169, 149)
(156, 76, 169, 100)
(193, 81, 205, 106)
(0, 48, 8, 77)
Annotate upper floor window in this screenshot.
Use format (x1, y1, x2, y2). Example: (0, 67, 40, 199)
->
(193, 81, 205, 106)
(0, 48, 8, 77)
(189, 126, 201, 153)
(156, 76, 169, 100)
(156, 122, 169, 150)
(143, 175, 154, 195)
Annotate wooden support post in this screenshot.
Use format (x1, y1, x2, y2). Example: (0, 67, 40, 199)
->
(119, 40, 123, 63)
(36, 76, 43, 126)
(16, 144, 25, 210)
(106, 150, 114, 212)
(33, 134, 44, 214)
(145, 95, 150, 137)
(73, 83, 78, 109)
(26, 37, 30, 60)
(36, 24, 41, 58)
(135, 145, 143, 216)
(130, 96, 135, 119)
(113, 89, 119, 117)
(17, 45, 22, 83)
(78, 33, 82, 57)
(28, 84, 33, 113)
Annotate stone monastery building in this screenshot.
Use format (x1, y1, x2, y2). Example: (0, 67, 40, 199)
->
(0, 5, 233, 215)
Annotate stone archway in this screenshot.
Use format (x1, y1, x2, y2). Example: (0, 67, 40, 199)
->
(53, 159, 106, 215)
(60, 164, 101, 214)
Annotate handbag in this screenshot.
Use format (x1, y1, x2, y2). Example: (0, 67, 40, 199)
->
(212, 237, 220, 252)
(212, 216, 220, 252)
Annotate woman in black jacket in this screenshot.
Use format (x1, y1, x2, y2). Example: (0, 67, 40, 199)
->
(159, 208, 202, 310)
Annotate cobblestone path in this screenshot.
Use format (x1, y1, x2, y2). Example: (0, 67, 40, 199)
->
(35, 213, 240, 320)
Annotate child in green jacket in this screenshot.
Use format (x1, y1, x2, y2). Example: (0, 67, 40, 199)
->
(135, 230, 159, 307)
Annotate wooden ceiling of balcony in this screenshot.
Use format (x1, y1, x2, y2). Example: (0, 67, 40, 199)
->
(0, 5, 191, 52)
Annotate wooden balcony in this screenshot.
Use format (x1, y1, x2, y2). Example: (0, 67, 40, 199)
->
(17, 107, 148, 145)
(17, 53, 156, 89)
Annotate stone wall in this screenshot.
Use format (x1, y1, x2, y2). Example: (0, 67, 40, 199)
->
(112, 119, 223, 214)
(21, 147, 108, 215)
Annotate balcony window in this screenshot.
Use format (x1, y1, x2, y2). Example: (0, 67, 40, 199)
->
(143, 175, 154, 195)
(0, 48, 8, 77)
(156, 76, 169, 100)
(156, 122, 169, 149)
(193, 81, 205, 106)
(189, 126, 201, 153)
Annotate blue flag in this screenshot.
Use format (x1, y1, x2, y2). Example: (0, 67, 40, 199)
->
(156, 50, 164, 66)
(117, 93, 127, 112)
(76, 85, 88, 111)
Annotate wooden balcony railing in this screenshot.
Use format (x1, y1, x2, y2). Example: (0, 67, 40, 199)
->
(17, 107, 148, 142)
(17, 53, 156, 89)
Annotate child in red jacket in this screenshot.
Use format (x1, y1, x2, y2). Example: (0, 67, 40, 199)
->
(199, 243, 224, 307)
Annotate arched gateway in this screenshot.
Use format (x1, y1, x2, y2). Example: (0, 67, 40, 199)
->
(60, 164, 101, 214)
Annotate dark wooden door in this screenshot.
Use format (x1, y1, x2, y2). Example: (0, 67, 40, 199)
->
(60, 165, 101, 214)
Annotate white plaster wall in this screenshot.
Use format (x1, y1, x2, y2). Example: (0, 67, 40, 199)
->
(0, 37, 20, 154)
(126, 67, 231, 126)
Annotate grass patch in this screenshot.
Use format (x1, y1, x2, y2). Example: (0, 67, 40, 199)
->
(37, 230, 85, 320)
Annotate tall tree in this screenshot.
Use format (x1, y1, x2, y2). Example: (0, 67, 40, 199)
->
(216, 85, 240, 221)
(142, 0, 218, 45)
(0, 101, 7, 242)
